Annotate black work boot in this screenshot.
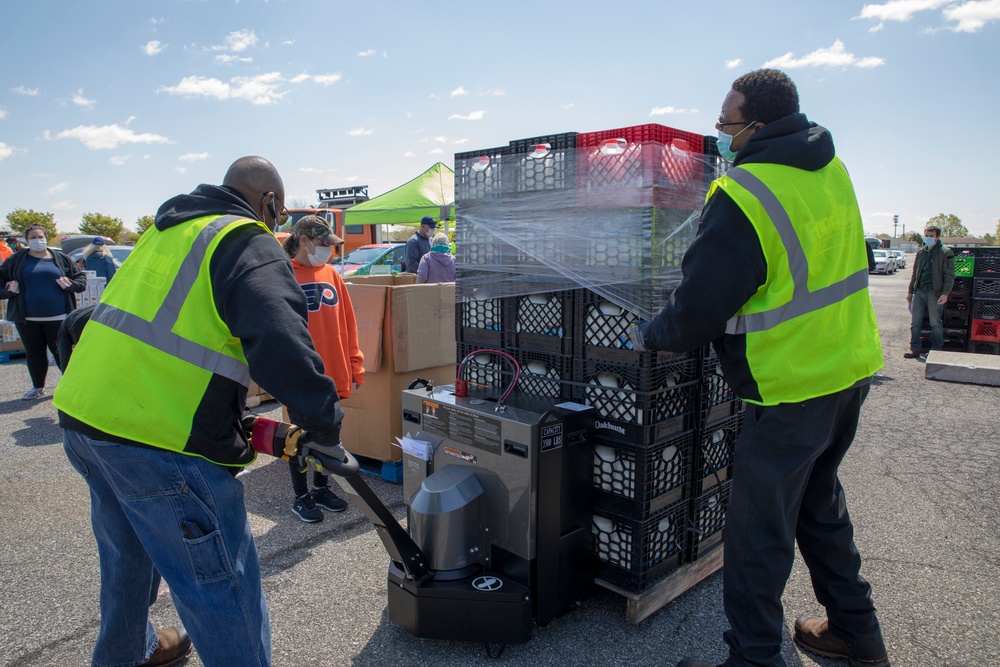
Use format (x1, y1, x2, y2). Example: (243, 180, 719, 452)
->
(794, 616, 890, 667)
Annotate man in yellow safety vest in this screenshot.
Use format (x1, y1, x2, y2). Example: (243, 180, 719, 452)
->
(54, 156, 344, 667)
(630, 70, 889, 667)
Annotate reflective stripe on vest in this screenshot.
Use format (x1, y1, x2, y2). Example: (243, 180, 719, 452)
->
(90, 215, 251, 386)
(724, 168, 869, 335)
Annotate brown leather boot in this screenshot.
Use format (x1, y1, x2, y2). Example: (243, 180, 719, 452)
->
(903, 349, 921, 358)
(140, 627, 192, 667)
(794, 616, 890, 667)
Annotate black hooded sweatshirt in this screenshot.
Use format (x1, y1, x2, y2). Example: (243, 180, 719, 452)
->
(638, 112, 848, 403)
(58, 184, 344, 465)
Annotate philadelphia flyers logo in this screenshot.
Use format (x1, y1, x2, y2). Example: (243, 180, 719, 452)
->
(300, 282, 339, 312)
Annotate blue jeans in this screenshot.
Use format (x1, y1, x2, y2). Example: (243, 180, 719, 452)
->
(63, 430, 271, 667)
(910, 287, 943, 351)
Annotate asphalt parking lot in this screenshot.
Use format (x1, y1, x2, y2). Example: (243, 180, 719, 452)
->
(1, 261, 997, 667)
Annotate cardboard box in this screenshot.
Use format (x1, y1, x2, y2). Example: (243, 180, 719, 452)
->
(245, 380, 274, 408)
(339, 274, 457, 461)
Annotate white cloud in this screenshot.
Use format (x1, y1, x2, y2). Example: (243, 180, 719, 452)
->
(561, 102, 575, 109)
(857, 0, 951, 22)
(432, 136, 469, 145)
(110, 155, 132, 166)
(215, 55, 253, 64)
(179, 152, 209, 162)
(725, 58, 743, 69)
(47, 124, 172, 150)
(0, 108, 7, 120)
(650, 106, 699, 116)
(450, 86, 469, 97)
(762, 40, 885, 69)
(483, 88, 505, 96)
(0, 142, 17, 160)
(429, 148, 443, 154)
(448, 110, 485, 121)
(348, 127, 374, 136)
(869, 22, 885, 32)
(299, 167, 326, 173)
(311, 73, 343, 86)
(51, 200, 75, 212)
(72, 89, 96, 108)
(143, 40, 165, 56)
(358, 49, 376, 56)
(221, 29, 257, 52)
(11, 85, 39, 96)
(404, 151, 416, 157)
(158, 72, 286, 105)
(282, 38, 296, 46)
(943, 0, 1000, 32)
(176, 167, 187, 174)
(47, 182, 69, 194)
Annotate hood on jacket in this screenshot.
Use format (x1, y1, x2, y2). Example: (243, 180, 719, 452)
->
(154, 184, 262, 232)
(735, 112, 835, 172)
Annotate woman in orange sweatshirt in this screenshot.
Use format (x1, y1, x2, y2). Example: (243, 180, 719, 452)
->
(281, 216, 365, 522)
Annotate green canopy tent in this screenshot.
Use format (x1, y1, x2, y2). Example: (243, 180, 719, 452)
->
(343, 162, 454, 227)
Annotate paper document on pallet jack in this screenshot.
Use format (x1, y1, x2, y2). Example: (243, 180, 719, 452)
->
(396, 433, 433, 461)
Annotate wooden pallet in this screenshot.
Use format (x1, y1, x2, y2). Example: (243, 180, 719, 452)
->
(596, 546, 724, 624)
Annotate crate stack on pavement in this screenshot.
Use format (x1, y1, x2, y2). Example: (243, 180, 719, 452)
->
(453, 124, 744, 594)
(921, 249, 973, 352)
(968, 246, 1000, 355)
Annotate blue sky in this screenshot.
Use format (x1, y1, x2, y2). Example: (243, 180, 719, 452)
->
(1, 0, 997, 237)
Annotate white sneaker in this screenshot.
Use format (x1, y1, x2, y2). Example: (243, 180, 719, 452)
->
(21, 387, 44, 400)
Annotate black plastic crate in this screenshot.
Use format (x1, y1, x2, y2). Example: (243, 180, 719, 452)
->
(691, 414, 743, 495)
(942, 309, 970, 328)
(575, 289, 689, 365)
(454, 218, 512, 267)
(593, 430, 694, 520)
(967, 340, 1000, 355)
(456, 343, 575, 400)
(511, 288, 579, 355)
(952, 277, 973, 296)
(918, 328, 968, 351)
(574, 357, 699, 443)
(698, 354, 745, 426)
(455, 291, 509, 347)
(972, 299, 1000, 320)
(977, 247, 1000, 258)
(504, 132, 578, 193)
(687, 481, 733, 562)
(592, 500, 688, 592)
(973, 278, 1000, 299)
(975, 255, 1000, 276)
(454, 147, 506, 202)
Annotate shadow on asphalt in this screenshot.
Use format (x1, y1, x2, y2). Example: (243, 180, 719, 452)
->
(8, 414, 62, 447)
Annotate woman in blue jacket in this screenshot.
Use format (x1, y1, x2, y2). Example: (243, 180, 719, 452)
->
(82, 237, 118, 282)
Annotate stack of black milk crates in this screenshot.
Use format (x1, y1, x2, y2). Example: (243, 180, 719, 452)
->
(687, 349, 745, 564)
(968, 247, 1000, 355)
(920, 271, 972, 352)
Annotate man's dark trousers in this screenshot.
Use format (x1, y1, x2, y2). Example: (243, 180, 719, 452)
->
(721, 383, 884, 666)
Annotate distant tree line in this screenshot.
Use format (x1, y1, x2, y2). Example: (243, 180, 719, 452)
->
(3, 209, 156, 246)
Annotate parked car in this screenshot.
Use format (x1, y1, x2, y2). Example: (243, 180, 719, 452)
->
(69, 245, 134, 269)
(59, 235, 115, 254)
(332, 243, 405, 276)
(871, 250, 896, 274)
(890, 250, 906, 269)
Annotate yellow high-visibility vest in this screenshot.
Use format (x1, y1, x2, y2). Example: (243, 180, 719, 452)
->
(709, 158, 883, 405)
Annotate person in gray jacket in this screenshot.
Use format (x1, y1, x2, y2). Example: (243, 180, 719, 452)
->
(404, 216, 436, 272)
(904, 225, 955, 358)
(416, 232, 456, 283)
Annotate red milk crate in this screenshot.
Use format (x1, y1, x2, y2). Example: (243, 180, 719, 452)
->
(577, 124, 706, 210)
(593, 500, 688, 592)
(592, 430, 694, 520)
(970, 319, 1000, 343)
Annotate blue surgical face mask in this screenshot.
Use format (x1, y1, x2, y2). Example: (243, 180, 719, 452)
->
(923, 236, 936, 247)
(716, 122, 755, 162)
(27, 238, 47, 252)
